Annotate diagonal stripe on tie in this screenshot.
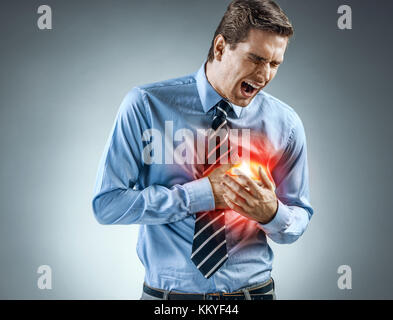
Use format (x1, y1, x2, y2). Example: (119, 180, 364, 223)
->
(191, 99, 233, 279)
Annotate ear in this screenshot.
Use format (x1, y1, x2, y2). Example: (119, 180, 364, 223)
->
(213, 34, 226, 61)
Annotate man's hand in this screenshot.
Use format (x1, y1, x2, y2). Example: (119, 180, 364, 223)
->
(221, 166, 278, 224)
(207, 163, 237, 210)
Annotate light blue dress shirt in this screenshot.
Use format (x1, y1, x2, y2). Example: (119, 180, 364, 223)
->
(92, 63, 314, 293)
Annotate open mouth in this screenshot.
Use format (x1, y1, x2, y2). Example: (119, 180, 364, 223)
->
(240, 81, 260, 97)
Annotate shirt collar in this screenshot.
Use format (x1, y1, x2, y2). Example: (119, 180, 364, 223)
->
(195, 62, 243, 118)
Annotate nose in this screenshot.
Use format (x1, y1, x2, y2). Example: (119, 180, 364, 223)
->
(256, 62, 271, 84)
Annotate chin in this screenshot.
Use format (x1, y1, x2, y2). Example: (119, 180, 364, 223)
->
(231, 96, 254, 107)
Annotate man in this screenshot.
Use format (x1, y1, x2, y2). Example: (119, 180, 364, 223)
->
(92, 0, 313, 300)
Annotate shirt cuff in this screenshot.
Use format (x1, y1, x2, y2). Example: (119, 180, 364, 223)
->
(259, 199, 293, 234)
(183, 177, 215, 214)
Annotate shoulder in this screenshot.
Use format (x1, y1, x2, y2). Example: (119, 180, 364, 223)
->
(137, 73, 197, 97)
(122, 73, 197, 102)
(254, 91, 307, 148)
(256, 91, 303, 129)
(118, 73, 198, 123)
(122, 73, 198, 112)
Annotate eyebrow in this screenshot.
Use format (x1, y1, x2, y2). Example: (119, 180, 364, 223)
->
(248, 53, 282, 65)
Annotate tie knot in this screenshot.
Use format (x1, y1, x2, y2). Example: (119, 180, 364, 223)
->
(211, 100, 232, 131)
(214, 100, 232, 119)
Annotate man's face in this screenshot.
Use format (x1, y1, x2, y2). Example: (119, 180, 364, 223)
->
(213, 28, 288, 107)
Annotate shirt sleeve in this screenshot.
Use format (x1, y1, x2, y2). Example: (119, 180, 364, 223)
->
(258, 113, 314, 244)
(91, 87, 215, 225)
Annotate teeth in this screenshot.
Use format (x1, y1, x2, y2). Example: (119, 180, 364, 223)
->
(245, 81, 259, 89)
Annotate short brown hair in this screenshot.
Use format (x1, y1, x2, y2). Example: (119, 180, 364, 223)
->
(207, 0, 293, 62)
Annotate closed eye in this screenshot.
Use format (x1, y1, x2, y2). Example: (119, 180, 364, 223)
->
(247, 53, 267, 64)
(248, 56, 259, 64)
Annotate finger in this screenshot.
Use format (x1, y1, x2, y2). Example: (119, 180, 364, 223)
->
(223, 173, 252, 195)
(223, 194, 243, 213)
(222, 175, 254, 205)
(255, 180, 264, 187)
(258, 166, 275, 191)
(223, 194, 254, 220)
(222, 182, 253, 212)
(265, 164, 276, 190)
(230, 168, 260, 196)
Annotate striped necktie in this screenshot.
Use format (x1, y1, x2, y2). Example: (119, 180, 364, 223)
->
(191, 99, 233, 279)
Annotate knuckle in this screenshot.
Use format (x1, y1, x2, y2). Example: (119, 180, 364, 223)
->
(237, 196, 243, 203)
(234, 185, 242, 193)
(250, 200, 258, 207)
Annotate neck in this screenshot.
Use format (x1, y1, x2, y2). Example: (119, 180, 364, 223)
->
(205, 60, 227, 101)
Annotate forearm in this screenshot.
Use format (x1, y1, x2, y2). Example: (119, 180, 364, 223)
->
(91, 88, 218, 225)
(92, 177, 215, 225)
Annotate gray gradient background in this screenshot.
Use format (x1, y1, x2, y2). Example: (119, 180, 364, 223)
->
(0, 0, 392, 299)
